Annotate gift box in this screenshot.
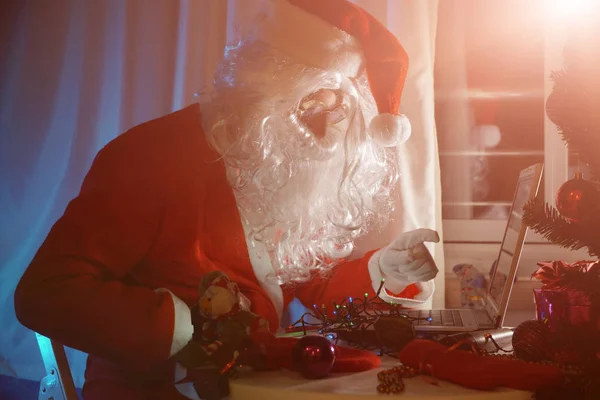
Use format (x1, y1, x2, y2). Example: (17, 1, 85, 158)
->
(533, 288, 600, 333)
(531, 260, 600, 363)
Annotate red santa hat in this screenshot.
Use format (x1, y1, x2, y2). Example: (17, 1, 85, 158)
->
(252, 0, 411, 147)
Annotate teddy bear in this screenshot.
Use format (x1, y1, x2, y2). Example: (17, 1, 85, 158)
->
(174, 271, 274, 398)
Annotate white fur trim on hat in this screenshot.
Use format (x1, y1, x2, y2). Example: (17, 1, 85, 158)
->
(155, 288, 194, 357)
(369, 113, 411, 147)
(251, 0, 363, 77)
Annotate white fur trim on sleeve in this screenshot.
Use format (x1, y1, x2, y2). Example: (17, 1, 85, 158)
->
(155, 288, 194, 357)
(174, 363, 200, 400)
(175, 383, 200, 400)
(367, 250, 434, 310)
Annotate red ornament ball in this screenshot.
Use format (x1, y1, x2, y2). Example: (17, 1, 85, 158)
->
(555, 173, 599, 222)
(512, 320, 552, 362)
(292, 335, 337, 379)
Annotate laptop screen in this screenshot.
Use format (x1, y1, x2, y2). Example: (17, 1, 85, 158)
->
(486, 163, 543, 321)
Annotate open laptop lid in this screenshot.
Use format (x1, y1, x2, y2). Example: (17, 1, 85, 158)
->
(485, 163, 544, 327)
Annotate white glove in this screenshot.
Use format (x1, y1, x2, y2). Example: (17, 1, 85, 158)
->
(378, 228, 440, 287)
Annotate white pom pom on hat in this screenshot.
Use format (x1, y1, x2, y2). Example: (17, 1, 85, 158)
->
(253, 0, 412, 147)
(370, 113, 412, 147)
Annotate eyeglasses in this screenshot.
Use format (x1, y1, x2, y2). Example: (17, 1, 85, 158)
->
(297, 89, 350, 127)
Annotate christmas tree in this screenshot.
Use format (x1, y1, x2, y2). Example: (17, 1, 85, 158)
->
(523, 17, 600, 257)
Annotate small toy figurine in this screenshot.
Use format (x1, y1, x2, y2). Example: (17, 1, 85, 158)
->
(174, 271, 272, 399)
(453, 263, 486, 309)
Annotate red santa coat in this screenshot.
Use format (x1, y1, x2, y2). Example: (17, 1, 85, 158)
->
(14, 104, 422, 399)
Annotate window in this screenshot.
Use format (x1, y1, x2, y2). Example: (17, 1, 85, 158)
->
(435, 0, 573, 244)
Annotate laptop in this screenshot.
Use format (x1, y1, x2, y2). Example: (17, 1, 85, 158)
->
(402, 163, 544, 332)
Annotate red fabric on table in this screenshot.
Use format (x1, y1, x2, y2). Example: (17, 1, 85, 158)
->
(263, 337, 381, 373)
(398, 339, 565, 392)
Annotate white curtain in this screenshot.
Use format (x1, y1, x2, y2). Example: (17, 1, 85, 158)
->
(349, 0, 444, 309)
(433, 0, 473, 220)
(0, 0, 442, 386)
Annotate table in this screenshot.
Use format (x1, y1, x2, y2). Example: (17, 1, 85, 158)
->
(229, 357, 531, 400)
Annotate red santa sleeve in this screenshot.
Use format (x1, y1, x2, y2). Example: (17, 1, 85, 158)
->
(14, 135, 194, 374)
(293, 250, 431, 314)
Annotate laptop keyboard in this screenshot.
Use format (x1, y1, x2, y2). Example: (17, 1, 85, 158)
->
(473, 309, 494, 326)
(403, 310, 464, 326)
(400, 309, 495, 328)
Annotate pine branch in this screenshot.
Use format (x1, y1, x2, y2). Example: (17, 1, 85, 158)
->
(525, 21, 600, 261)
(547, 69, 600, 181)
(522, 197, 600, 258)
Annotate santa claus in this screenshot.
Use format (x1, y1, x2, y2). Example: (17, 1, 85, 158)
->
(14, 0, 439, 399)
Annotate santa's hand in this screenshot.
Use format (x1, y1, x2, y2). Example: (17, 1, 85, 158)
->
(378, 229, 440, 284)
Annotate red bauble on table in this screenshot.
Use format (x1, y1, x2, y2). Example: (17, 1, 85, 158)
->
(292, 335, 338, 379)
(555, 172, 599, 222)
(512, 320, 552, 362)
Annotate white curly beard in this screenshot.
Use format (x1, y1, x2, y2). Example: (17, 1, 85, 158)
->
(206, 104, 396, 284)
(199, 41, 398, 285)
(231, 139, 363, 272)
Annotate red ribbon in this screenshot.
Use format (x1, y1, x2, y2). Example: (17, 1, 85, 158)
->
(398, 339, 565, 392)
(532, 260, 600, 293)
